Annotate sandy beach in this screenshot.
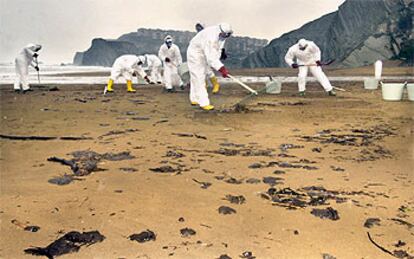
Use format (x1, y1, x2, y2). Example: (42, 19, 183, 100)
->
(0, 68, 413, 258)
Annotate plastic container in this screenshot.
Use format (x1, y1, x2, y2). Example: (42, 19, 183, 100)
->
(265, 80, 282, 94)
(374, 60, 382, 80)
(406, 83, 414, 101)
(364, 78, 379, 90)
(178, 62, 190, 85)
(381, 82, 406, 101)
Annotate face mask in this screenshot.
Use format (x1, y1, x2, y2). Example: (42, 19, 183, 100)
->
(166, 42, 172, 48)
(219, 32, 231, 41)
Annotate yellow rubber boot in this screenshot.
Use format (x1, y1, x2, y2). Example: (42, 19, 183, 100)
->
(107, 79, 114, 92)
(211, 76, 220, 94)
(126, 80, 136, 92)
(191, 101, 199, 106)
(201, 105, 214, 111)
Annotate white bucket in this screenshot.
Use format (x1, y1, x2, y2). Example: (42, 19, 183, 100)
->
(178, 62, 190, 85)
(364, 78, 379, 90)
(406, 83, 414, 101)
(265, 80, 282, 94)
(374, 60, 382, 80)
(381, 82, 406, 101)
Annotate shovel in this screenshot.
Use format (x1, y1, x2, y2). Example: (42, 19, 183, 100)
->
(34, 57, 41, 84)
(227, 74, 258, 95)
(298, 59, 335, 67)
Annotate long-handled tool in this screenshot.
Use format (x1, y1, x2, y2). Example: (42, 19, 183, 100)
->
(227, 74, 258, 95)
(34, 57, 41, 84)
(333, 86, 346, 92)
(298, 59, 335, 67)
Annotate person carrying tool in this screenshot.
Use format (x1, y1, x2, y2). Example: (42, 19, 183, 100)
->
(139, 54, 163, 84)
(106, 55, 151, 93)
(187, 23, 233, 110)
(158, 35, 183, 92)
(194, 22, 228, 95)
(14, 43, 42, 93)
(285, 38, 336, 97)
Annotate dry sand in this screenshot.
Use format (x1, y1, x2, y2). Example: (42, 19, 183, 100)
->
(0, 75, 413, 259)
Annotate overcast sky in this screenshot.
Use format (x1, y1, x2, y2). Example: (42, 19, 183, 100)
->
(0, 0, 345, 64)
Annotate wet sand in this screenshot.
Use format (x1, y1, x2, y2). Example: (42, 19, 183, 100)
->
(0, 78, 413, 258)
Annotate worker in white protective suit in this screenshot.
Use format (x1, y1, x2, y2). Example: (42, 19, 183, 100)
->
(140, 54, 163, 84)
(14, 43, 42, 93)
(187, 23, 233, 110)
(285, 38, 336, 97)
(158, 35, 183, 92)
(106, 55, 151, 93)
(195, 22, 228, 94)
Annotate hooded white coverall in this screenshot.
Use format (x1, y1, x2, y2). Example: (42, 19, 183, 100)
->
(14, 44, 41, 91)
(187, 25, 226, 106)
(158, 43, 183, 89)
(110, 55, 146, 82)
(144, 54, 163, 83)
(285, 40, 333, 92)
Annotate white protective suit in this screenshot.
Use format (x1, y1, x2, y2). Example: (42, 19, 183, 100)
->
(143, 54, 163, 83)
(14, 43, 42, 91)
(110, 55, 147, 82)
(158, 41, 183, 89)
(285, 39, 333, 92)
(187, 25, 227, 106)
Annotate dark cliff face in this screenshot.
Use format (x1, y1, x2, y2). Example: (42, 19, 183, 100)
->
(73, 28, 267, 67)
(242, 0, 414, 68)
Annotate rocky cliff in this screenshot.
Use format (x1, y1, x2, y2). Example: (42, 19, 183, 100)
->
(242, 0, 414, 68)
(74, 28, 267, 67)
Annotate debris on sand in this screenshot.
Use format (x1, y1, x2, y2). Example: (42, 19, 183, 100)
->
(48, 174, 83, 185)
(215, 174, 244, 184)
(300, 124, 395, 161)
(149, 165, 178, 173)
(395, 240, 406, 248)
(245, 178, 261, 184)
(180, 228, 196, 237)
(330, 166, 345, 172)
(310, 207, 340, 220)
(0, 134, 92, 141)
(48, 150, 135, 179)
(322, 253, 337, 259)
(218, 206, 237, 215)
(11, 219, 40, 232)
(279, 143, 304, 153)
(257, 101, 308, 107)
(248, 161, 318, 171)
(24, 230, 105, 258)
(119, 167, 138, 173)
(367, 232, 413, 258)
(240, 251, 256, 259)
(193, 179, 212, 189)
(364, 218, 381, 228)
(219, 103, 252, 113)
(129, 230, 156, 243)
(101, 151, 135, 161)
(262, 176, 284, 186)
(224, 195, 246, 204)
(99, 128, 139, 138)
(218, 254, 232, 259)
(312, 147, 322, 153)
(391, 218, 413, 229)
(165, 150, 185, 158)
(261, 186, 352, 210)
(213, 147, 274, 157)
(131, 117, 150, 121)
(172, 132, 207, 140)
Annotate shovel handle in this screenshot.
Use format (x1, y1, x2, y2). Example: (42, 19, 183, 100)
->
(228, 74, 258, 95)
(333, 86, 346, 92)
